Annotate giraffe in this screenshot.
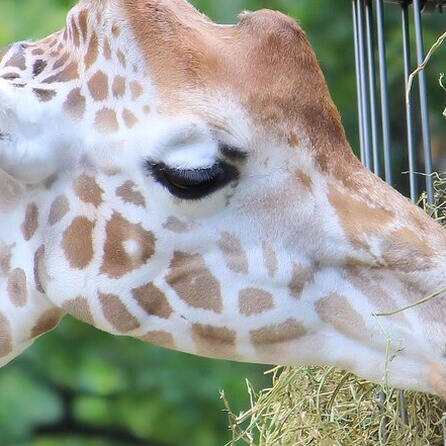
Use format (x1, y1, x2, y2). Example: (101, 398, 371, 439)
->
(1, 0, 446, 401)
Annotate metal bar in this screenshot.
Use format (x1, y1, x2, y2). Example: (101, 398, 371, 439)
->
(399, 391, 409, 425)
(413, 0, 435, 205)
(402, 3, 418, 202)
(357, 0, 373, 169)
(365, 0, 381, 176)
(376, 0, 393, 184)
(353, 0, 366, 162)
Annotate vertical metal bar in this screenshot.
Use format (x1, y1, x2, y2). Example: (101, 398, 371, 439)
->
(412, 0, 434, 205)
(376, 0, 393, 185)
(365, 0, 381, 176)
(399, 391, 409, 425)
(357, 0, 373, 169)
(353, 0, 366, 163)
(402, 3, 418, 203)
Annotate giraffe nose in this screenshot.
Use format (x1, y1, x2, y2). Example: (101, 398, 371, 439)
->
(429, 362, 446, 401)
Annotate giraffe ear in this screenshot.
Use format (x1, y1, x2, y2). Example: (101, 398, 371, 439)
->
(0, 80, 71, 184)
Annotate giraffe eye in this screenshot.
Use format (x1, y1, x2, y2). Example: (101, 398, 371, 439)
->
(147, 161, 239, 200)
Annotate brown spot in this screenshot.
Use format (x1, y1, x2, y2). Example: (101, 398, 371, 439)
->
(122, 109, 138, 128)
(63, 296, 94, 325)
(34, 245, 49, 294)
(73, 174, 104, 207)
(296, 169, 312, 190)
(49, 195, 69, 225)
(88, 70, 108, 101)
(139, 331, 174, 349)
(112, 24, 121, 37)
(130, 81, 143, 100)
(218, 232, 248, 274)
(316, 293, 371, 342)
(288, 263, 315, 299)
(7, 268, 27, 307)
(99, 292, 140, 333)
(63, 88, 86, 120)
(32, 48, 45, 56)
(117, 50, 126, 68)
(163, 216, 193, 233)
(116, 181, 146, 207)
(62, 217, 95, 269)
(33, 88, 56, 102)
(1, 73, 19, 80)
(288, 131, 298, 147)
(21, 203, 39, 241)
(0, 313, 12, 357)
(143, 105, 151, 114)
(112, 75, 126, 98)
(239, 288, 274, 316)
(251, 319, 306, 345)
(5, 50, 26, 70)
(262, 242, 278, 278)
(31, 308, 64, 338)
(103, 39, 112, 60)
(0, 243, 13, 277)
(192, 323, 236, 357)
(32, 59, 47, 77)
(95, 108, 119, 133)
(71, 16, 80, 47)
(328, 185, 394, 249)
(85, 32, 99, 70)
(53, 53, 69, 70)
(382, 227, 434, 272)
(43, 61, 78, 83)
(78, 9, 88, 43)
(131, 283, 172, 319)
(166, 252, 222, 313)
(100, 212, 156, 279)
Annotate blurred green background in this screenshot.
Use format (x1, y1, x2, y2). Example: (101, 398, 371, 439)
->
(0, 1, 444, 445)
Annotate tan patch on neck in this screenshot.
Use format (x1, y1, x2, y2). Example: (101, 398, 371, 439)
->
(239, 288, 274, 316)
(262, 242, 278, 278)
(218, 232, 248, 275)
(33, 88, 57, 102)
(316, 293, 371, 342)
(166, 251, 222, 313)
(71, 17, 80, 47)
(192, 323, 236, 357)
(21, 203, 39, 241)
(112, 75, 126, 98)
(296, 169, 312, 190)
(73, 174, 104, 207)
(53, 53, 69, 70)
(130, 81, 143, 100)
(100, 212, 156, 279)
(7, 268, 27, 307)
(78, 9, 89, 43)
(34, 245, 50, 294)
(251, 319, 306, 345)
(143, 105, 151, 114)
(31, 308, 64, 338)
(85, 31, 99, 70)
(112, 24, 121, 37)
(99, 292, 140, 333)
(117, 50, 127, 68)
(49, 195, 70, 225)
(0, 243, 14, 277)
(0, 313, 12, 357)
(328, 185, 394, 249)
(4, 49, 26, 70)
(63, 88, 86, 120)
(43, 61, 78, 83)
(0, 170, 23, 212)
(95, 108, 119, 133)
(88, 70, 109, 101)
(122, 109, 138, 128)
(382, 227, 434, 272)
(288, 263, 315, 299)
(62, 217, 95, 269)
(131, 283, 172, 319)
(139, 330, 174, 349)
(116, 181, 146, 207)
(163, 216, 194, 233)
(63, 296, 94, 325)
(103, 39, 112, 60)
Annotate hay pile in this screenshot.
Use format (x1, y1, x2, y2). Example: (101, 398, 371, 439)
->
(224, 173, 446, 446)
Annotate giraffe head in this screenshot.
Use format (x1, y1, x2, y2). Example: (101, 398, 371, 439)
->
(1, 0, 446, 399)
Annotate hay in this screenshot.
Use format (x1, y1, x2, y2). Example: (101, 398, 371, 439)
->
(224, 174, 446, 446)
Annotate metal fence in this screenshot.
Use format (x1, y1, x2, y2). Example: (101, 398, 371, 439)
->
(351, 0, 445, 442)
